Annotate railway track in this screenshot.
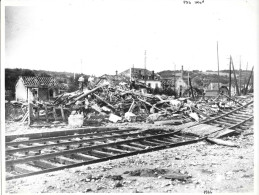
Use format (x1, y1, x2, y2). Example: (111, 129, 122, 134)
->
(5, 100, 253, 181)
(202, 100, 253, 133)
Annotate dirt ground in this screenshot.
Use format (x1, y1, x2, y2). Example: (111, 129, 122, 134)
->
(4, 121, 255, 193)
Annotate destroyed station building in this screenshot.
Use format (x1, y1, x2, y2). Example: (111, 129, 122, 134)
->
(15, 76, 67, 102)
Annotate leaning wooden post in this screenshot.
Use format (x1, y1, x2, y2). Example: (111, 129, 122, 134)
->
(189, 77, 195, 100)
(45, 105, 49, 122)
(221, 93, 243, 106)
(60, 106, 66, 122)
(231, 58, 240, 96)
(229, 56, 232, 97)
(53, 107, 57, 121)
(28, 102, 32, 126)
(36, 106, 39, 121)
(245, 66, 254, 94)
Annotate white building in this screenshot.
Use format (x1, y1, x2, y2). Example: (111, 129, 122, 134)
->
(120, 67, 162, 89)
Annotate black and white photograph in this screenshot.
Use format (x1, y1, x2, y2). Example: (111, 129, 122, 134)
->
(2, 0, 258, 193)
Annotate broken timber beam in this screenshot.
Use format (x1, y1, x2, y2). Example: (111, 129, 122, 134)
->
(67, 84, 108, 105)
(191, 106, 210, 118)
(220, 93, 243, 106)
(137, 98, 161, 111)
(93, 93, 115, 110)
(189, 77, 195, 100)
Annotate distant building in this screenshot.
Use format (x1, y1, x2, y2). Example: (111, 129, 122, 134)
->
(15, 76, 66, 102)
(204, 82, 236, 97)
(120, 67, 162, 89)
(159, 66, 191, 96)
(175, 66, 189, 96)
(97, 73, 130, 87)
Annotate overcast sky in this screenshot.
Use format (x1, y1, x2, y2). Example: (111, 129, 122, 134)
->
(4, 0, 258, 76)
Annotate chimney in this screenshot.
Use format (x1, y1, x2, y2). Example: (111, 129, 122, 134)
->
(181, 66, 184, 78)
(152, 70, 155, 80)
(115, 70, 118, 76)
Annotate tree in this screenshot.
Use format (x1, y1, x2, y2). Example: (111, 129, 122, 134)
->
(165, 87, 177, 96)
(21, 69, 35, 76)
(153, 87, 160, 95)
(38, 72, 51, 77)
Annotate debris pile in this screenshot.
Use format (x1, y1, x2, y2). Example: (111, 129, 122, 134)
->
(6, 82, 252, 127)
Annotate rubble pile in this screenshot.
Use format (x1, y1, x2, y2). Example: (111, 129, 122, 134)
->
(6, 82, 252, 127)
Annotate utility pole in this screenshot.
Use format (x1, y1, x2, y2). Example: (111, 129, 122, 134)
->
(188, 72, 190, 86)
(245, 66, 254, 94)
(217, 41, 220, 93)
(229, 56, 232, 97)
(244, 62, 248, 92)
(239, 56, 242, 95)
(188, 71, 190, 97)
(144, 50, 147, 86)
(174, 64, 176, 91)
(231, 58, 240, 96)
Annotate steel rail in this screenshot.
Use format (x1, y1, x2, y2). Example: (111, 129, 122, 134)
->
(6, 137, 204, 180)
(202, 100, 253, 124)
(6, 128, 140, 147)
(6, 130, 160, 154)
(6, 130, 184, 166)
(5, 100, 254, 181)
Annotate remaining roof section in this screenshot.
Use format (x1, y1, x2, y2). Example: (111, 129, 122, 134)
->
(19, 76, 59, 88)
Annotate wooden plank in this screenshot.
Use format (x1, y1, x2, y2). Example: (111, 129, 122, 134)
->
(71, 153, 99, 161)
(54, 156, 81, 165)
(209, 129, 237, 138)
(28, 103, 33, 125)
(103, 147, 129, 154)
(151, 139, 171, 144)
(217, 118, 236, 125)
(89, 150, 113, 157)
(181, 124, 224, 137)
(230, 113, 250, 120)
(60, 106, 66, 122)
(119, 144, 142, 151)
(45, 105, 49, 122)
(154, 119, 183, 126)
(53, 107, 57, 121)
(160, 138, 176, 143)
(6, 172, 16, 178)
(36, 108, 39, 121)
(223, 116, 244, 122)
(13, 164, 42, 174)
(140, 140, 160, 146)
(29, 160, 61, 169)
(128, 142, 147, 149)
(213, 120, 233, 127)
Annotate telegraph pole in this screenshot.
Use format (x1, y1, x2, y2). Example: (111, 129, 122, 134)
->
(244, 62, 248, 92)
(174, 64, 176, 91)
(217, 41, 220, 93)
(239, 56, 242, 95)
(144, 50, 147, 86)
(229, 56, 232, 97)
